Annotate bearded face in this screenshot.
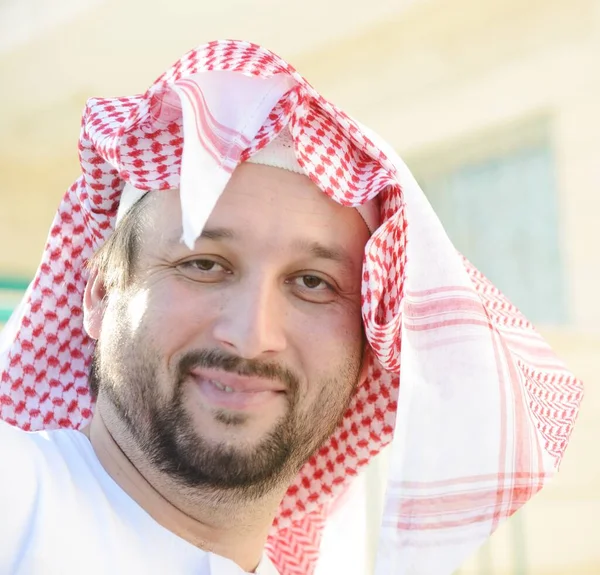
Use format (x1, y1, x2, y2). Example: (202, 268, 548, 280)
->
(87, 163, 369, 495)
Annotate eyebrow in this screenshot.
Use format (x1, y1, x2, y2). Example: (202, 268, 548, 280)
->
(165, 226, 237, 248)
(291, 239, 356, 269)
(199, 227, 238, 241)
(166, 227, 356, 269)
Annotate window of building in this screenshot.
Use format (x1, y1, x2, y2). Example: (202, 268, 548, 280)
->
(409, 120, 566, 325)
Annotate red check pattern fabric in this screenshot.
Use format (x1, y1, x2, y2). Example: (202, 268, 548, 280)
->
(0, 40, 583, 574)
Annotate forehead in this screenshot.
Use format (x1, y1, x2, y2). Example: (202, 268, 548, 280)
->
(141, 163, 369, 253)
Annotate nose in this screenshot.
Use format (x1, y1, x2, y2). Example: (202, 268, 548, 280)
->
(212, 275, 288, 360)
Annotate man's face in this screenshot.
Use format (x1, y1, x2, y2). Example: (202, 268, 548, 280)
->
(90, 163, 370, 495)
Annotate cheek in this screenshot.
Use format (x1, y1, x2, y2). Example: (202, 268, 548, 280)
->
(135, 280, 216, 352)
(291, 304, 364, 375)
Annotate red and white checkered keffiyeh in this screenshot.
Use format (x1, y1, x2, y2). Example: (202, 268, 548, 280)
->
(0, 40, 583, 574)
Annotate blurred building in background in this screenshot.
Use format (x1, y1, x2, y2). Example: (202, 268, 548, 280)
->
(1, 0, 598, 573)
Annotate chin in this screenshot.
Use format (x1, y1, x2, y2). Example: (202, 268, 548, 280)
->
(190, 414, 277, 446)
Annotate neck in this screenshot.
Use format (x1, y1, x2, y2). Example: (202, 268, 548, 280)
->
(83, 402, 285, 573)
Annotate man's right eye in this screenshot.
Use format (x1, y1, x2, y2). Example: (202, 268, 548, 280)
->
(178, 258, 231, 278)
(189, 259, 218, 271)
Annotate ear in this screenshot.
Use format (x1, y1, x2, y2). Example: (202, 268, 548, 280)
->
(83, 267, 108, 340)
(358, 344, 372, 383)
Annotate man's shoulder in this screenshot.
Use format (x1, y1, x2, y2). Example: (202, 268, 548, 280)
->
(258, 555, 281, 575)
(0, 420, 51, 489)
(0, 420, 85, 487)
(0, 421, 94, 569)
(0, 419, 42, 464)
(0, 421, 53, 564)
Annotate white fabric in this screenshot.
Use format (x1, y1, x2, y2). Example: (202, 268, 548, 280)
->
(0, 40, 582, 575)
(0, 281, 33, 357)
(115, 183, 145, 224)
(0, 421, 278, 575)
(116, 128, 380, 233)
(173, 71, 295, 248)
(248, 128, 380, 233)
(247, 128, 303, 174)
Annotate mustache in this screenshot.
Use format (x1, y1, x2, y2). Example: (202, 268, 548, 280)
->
(176, 349, 300, 392)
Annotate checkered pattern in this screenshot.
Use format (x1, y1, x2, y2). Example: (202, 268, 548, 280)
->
(0, 40, 583, 574)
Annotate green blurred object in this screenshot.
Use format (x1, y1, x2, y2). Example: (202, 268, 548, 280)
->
(0, 277, 29, 291)
(0, 276, 29, 323)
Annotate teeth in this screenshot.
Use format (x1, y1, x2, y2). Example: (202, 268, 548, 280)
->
(211, 380, 235, 393)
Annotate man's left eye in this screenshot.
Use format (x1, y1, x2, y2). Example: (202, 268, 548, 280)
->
(292, 275, 331, 291)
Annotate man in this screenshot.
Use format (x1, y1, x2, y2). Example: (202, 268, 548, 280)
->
(0, 40, 583, 575)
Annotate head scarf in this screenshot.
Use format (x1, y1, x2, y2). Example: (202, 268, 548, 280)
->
(0, 40, 583, 575)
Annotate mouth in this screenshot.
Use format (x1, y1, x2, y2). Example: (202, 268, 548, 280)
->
(190, 369, 287, 411)
(211, 380, 236, 393)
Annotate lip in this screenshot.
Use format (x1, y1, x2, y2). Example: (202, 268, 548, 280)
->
(189, 368, 286, 411)
(190, 368, 287, 393)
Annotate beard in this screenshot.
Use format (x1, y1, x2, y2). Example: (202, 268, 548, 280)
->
(90, 302, 362, 498)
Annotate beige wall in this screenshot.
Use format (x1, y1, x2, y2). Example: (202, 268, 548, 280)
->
(2, 0, 599, 324)
(457, 330, 600, 574)
(0, 0, 413, 277)
(1, 0, 598, 572)
(296, 1, 600, 570)
(293, 0, 600, 330)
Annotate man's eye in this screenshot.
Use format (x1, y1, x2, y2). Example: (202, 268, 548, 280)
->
(191, 259, 218, 271)
(293, 275, 331, 291)
(180, 259, 229, 275)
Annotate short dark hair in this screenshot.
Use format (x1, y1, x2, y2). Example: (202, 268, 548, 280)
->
(86, 192, 151, 291)
(86, 193, 151, 399)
